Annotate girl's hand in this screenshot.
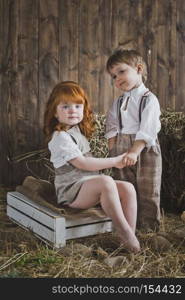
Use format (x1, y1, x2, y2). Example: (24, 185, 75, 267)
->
(114, 153, 127, 169)
(122, 152, 137, 167)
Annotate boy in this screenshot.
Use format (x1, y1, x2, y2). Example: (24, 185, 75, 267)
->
(105, 48, 162, 232)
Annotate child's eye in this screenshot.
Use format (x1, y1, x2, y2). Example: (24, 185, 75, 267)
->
(119, 70, 125, 74)
(75, 104, 83, 109)
(59, 104, 69, 110)
(112, 75, 117, 80)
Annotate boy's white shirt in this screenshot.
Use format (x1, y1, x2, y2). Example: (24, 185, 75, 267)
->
(105, 83, 161, 147)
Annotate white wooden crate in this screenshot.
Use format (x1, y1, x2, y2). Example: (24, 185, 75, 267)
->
(7, 191, 113, 248)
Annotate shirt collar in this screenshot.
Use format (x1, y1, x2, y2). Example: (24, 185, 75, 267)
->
(67, 125, 80, 134)
(124, 83, 148, 98)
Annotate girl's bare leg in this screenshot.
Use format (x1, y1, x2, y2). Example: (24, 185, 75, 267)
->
(69, 175, 140, 253)
(115, 181, 137, 233)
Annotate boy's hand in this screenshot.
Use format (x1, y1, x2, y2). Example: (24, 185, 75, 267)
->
(121, 140, 145, 167)
(122, 152, 137, 167)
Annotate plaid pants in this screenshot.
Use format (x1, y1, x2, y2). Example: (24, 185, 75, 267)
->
(109, 134, 162, 231)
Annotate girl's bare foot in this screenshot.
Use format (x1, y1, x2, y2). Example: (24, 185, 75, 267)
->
(120, 239, 141, 253)
(117, 229, 141, 253)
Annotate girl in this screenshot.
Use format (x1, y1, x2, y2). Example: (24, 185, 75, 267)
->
(44, 81, 140, 253)
(105, 48, 162, 232)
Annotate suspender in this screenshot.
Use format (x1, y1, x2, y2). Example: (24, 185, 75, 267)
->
(117, 90, 150, 130)
(138, 90, 150, 122)
(69, 133, 77, 144)
(117, 95, 124, 130)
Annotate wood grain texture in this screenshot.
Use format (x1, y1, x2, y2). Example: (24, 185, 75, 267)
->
(0, 0, 184, 185)
(176, 0, 185, 112)
(59, 0, 79, 82)
(17, 0, 39, 150)
(39, 0, 59, 142)
(0, 0, 19, 184)
(78, 0, 100, 112)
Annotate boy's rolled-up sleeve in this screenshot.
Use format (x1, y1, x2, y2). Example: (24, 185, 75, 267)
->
(135, 95, 161, 147)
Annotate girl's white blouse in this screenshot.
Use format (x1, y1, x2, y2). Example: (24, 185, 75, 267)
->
(48, 126, 90, 168)
(105, 83, 161, 147)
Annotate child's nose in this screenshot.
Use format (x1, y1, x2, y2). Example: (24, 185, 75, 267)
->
(69, 105, 76, 112)
(116, 74, 121, 81)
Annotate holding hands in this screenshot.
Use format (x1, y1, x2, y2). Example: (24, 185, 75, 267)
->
(122, 152, 137, 167)
(112, 140, 146, 169)
(114, 152, 137, 169)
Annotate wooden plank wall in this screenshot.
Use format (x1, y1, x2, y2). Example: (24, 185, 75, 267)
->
(0, 0, 185, 185)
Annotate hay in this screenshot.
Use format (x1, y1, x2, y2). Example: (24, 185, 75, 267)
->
(8, 110, 185, 213)
(0, 185, 185, 278)
(159, 109, 185, 212)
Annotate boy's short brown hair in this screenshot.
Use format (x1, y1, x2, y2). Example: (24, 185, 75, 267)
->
(106, 48, 147, 82)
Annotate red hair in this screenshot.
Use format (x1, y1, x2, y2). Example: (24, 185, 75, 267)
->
(44, 81, 95, 141)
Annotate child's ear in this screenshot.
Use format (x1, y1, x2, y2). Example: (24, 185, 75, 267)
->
(137, 64, 143, 74)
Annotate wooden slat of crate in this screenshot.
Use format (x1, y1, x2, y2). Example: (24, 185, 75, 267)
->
(7, 191, 66, 248)
(7, 205, 64, 245)
(7, 191, 112, 248)
(7, 192, 59, 229)
(66, 219, 112, 240)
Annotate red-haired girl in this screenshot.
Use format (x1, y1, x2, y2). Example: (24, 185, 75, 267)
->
(44, 81, 140, 253)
